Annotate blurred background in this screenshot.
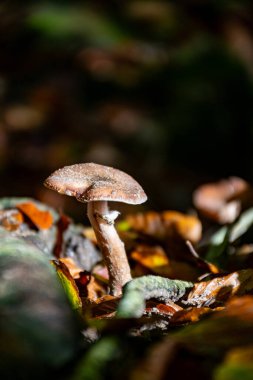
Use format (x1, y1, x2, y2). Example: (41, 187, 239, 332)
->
(1, 1, 253, 221)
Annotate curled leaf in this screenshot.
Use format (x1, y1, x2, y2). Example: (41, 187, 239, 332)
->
(193, 177, 250, 224)
(229, 207, 253, 243)
(16, 201, 54, 230)
(52, 260, 82, 312)
(184, 269, 253, 307)
(170, 307, 222, 326)
(126, 210, 202, 243)
(0, 233, 80, 374)
(175, 296, 253, 354)
(117, 275, 193, 318)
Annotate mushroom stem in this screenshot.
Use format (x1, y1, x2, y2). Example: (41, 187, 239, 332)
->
(87, 201, 132, 296)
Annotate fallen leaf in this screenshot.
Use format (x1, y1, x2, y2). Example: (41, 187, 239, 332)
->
(17, 201, 53, 230)
(88, 295, 120, 319)
(130, 244, 171, 275)
(86, 275, 107, 301)
(59, 257, 83, 279)
(175, 296, 253, 354)
(0, 232, 80, 373)
(170, 306, 222, 326)
(186, 240, 220, 274)
(193, 177, 250, 224)
(229, 207, 253, 242)
(185, 269, 253, 307)
(52, 260, 82, 311)
(126, 210, 202, 243)
(132, 297, 253, 380)
(117, 275, 193, 318)
(130, 243, 202, 281)
(145, 301, 182, 317)
(205, 226, 229, 264)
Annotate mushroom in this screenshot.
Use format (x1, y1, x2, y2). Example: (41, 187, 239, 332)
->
(44, 163, 147, 296)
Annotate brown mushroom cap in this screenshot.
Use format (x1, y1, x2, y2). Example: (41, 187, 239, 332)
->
(44, 163, 147, 205)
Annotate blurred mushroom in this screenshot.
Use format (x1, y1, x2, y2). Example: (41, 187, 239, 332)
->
(44, 163, 147, 295)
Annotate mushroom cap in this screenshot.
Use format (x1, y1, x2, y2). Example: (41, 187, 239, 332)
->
(44, 163, 147, 205)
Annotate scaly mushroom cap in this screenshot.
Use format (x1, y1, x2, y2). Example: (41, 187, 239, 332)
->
(44, 163, 147, 205)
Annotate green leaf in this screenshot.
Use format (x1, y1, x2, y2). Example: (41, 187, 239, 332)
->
(229, 208, 253, 243)
(0, 233, 80, 375)
(205, 226, 229, 264)
(27, 5, 126, 47)
(117, 275, 193, 318)
(72, 336, 120, 380)
(52, 260, 82, 312)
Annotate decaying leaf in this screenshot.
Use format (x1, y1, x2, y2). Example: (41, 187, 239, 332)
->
(145, 301, 183, 317)
(184, 269, 253, 307)
(88, 295, 120, 319)
(186, 240, 220, 274)
(59, 257, 83, 279)
(117, 275, 193, 318)
(175, 296, 253, 353)
(16, 201, 54, 229)
(193, 177, 251, 224)
(132, 296, 253, 380)
(86, 275, 108, 300)
(125, 210, 202, 243)
(170, 306, 222, 326)
(130, 243, 203, 281)
(130, 244, 171, 275)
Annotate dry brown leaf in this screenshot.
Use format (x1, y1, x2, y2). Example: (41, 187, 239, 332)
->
(176, 295, 253, 354)
(86, 275, 107, 301)
(126, 210, 202, 243)
(170, 306, 223, 326)
(132, 296, 253, 380)
(89, 295, 120, 319)
(130, 244, 200, 281)
(145, 301, 183, 317)
(185, 269, 253, 307)
(193, 177, 252, 224)
(59, 257, 83, 279)
(17, 201, 53, 230)
(130, 244, 171, 275)
(185, 240, 220, 275)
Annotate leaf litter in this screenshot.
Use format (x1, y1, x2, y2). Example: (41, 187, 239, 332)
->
(1, 178, 253, 379)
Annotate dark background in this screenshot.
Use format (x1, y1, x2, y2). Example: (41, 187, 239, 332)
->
(1, 1, 253, 221)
